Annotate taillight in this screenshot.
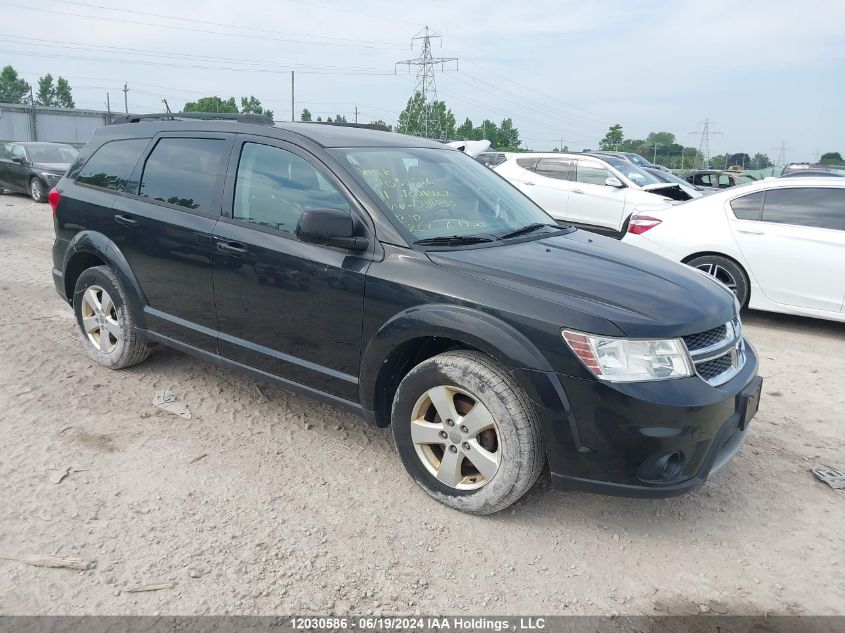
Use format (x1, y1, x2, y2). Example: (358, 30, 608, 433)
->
(627, 215, 662, 235)
(48, 188, 60, 216)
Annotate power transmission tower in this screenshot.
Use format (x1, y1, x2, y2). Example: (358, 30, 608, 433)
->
(395, 26, 458, 139)
(689, 119, 721, 169)
(773, 141, 791, 167)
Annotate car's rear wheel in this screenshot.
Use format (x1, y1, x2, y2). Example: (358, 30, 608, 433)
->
(686, 254, 750, 308)
(29, 177, 46, 203)
(391, 351, 544, 514)
(73, 266, 150, 369)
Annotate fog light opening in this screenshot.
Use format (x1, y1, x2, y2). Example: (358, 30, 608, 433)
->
(661, 452, 683, 480)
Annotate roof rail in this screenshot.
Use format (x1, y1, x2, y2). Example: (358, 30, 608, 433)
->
(110, 112, 275, 126)
(299, 120, 391, 132)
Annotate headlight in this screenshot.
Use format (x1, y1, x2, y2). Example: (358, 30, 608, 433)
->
(562, 330, 693, 382)
(40, 172, 62, 179)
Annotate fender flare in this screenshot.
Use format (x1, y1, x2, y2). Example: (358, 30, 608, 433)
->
(63, 231, 148, 326)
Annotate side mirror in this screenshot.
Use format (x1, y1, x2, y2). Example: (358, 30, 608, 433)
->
(605, 176, 624, 188)
(296, 208, 369, 251)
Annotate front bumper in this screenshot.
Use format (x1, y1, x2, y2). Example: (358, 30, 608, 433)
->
(539, 341, 760, 497)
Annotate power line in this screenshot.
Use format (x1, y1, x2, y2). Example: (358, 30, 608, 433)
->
(0, 1, 405, 50)
(395, 26, 458, 139)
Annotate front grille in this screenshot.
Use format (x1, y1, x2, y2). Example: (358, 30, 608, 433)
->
(696, 353, 734, 380)
(682, 324, 728, 351)
(683, 318, 744, 386)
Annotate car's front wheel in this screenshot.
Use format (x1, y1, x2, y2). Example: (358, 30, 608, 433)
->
(29, 177, 46, 203)
(686, 254, 750, 308)
(391, 351, 545, 514)
(73, 266, 150, 369)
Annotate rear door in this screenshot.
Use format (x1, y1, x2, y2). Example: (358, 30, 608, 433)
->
(0, 144, 12, 190)
(569, 158, 627, 231)
(7, 144, 30, 191)
(729, 186, 845, 312)
(212, 136, 371, 401)
(519, 157, 572, 220)
(112, 133, 233, 351)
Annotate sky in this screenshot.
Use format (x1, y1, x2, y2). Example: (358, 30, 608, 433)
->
(2, 0, 843, 162)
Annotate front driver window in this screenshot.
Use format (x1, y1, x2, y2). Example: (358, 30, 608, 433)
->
(234, 143, 351, 234)
(575, 160, 612, 186)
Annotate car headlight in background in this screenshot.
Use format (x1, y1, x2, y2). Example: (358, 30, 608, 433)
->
(39, 172, 62, 180)
(562, 330, 693, 382)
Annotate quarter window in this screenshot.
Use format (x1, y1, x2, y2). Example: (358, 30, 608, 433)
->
(515, 157, 539, 170)
(233, 143, 350, 233)
(76, 138, 149, 191)
(139, 138, 228, 211)
(575, 160, 613, 186)
(730, 192, 764, 220)
(535, 159, 572, 180)
(718, 174, 732, 188)
(761, 187, 844, 231)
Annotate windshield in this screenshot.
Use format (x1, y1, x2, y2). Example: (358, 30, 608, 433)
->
(624, 153, 653, 167)
(649, 169, 689, 187)
(27, 144, 78, 163)
(331, 147, 553, 242)
(601, 156, 662, 187)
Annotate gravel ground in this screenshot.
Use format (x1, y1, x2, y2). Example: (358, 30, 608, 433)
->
(0, 193, 843, 616)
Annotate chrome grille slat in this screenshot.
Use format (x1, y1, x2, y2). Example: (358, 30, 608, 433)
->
(683, 318, 745, 386)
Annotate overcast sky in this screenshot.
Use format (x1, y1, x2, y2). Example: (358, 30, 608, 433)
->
(3, 0, 843, 161)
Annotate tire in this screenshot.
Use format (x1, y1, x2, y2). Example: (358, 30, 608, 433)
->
(686, 254, 750, 308)
(30, 177, 46, 203)
(391, 351, 545, 514)
(73, 266, 150, 369)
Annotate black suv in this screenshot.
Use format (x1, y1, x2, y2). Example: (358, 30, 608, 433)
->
(50, 114, 762, 514)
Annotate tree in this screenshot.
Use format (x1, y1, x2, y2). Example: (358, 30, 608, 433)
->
(300, 108, 312, 122)
(36, 74, 55, 106)
(0, 65, 31, 104)
(455, 117, 474, 140)
(820, 152, 844, 166)
(599, 124, 624, 150)
(183, 96, 238, 113)
(476, 119, 498, 143)
(333, 114, 347, 123)
(396, 92, 455, 139)
(55, 77, 74, 108)
(750, 153, 772, 169)
(397, 92, 426, 136)
(498, 118, 521, 149)
(240, 96, 273, 120)
(368, 120, 392, 131)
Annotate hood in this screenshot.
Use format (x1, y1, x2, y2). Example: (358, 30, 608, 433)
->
(427, 230, 735, 338)
(640, 182, 694, 201)
(33, 162, 70, 173)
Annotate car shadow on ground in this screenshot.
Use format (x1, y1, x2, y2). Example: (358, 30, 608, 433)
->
(742, 308, 844, 338)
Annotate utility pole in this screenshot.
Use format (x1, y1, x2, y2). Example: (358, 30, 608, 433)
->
(29, 85, 37, 141)
(354, 106, 359, 124)
(395, 26, 458, 139)
(122, 82, 129, 113)
(290, 71, 294, 122)
(106, 92, 111, 124)
(651, 143, 661, 165)
(681, 146, 685, 170)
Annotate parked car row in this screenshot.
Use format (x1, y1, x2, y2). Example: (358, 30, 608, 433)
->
(0, 142, 78, 202)
(48, 114, 761, 514)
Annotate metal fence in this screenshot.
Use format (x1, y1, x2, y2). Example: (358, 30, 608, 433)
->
(0, 102, 112, 148)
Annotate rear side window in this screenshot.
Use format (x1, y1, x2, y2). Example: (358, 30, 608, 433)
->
(762, 187, 844, 231)
(535, 158, 572, 180)
(139, 138, 228, 212)
(694, 174, 712, 186)
(475, 153, 505, 167)
(76, 139, 148, 191)
(516, 157, 539, 170)
(730, 192, 764, 220)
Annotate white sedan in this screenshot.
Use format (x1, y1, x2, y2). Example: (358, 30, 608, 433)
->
(622, 177, 845, 322)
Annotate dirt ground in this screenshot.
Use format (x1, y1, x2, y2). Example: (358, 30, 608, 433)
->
(0, 193, 843, 616)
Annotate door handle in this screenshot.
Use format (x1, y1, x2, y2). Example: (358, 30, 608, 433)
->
(572, 189, 585, 194)
(523, 181, 535, 186)
(736, 229, 764, 235)
(114, 214, 139, 228)
(216, 241, 248, 255)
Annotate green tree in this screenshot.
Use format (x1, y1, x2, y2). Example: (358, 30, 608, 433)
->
(476, 119, 498, 144)
(333, 114, 347, 123)
(300, 108, 312, 122)
(240, 96, 273, 119)
(455, 117, 474, 139)
(497, 118, 521, 149)
(0, 65, 31, 104)
(750, 153, 772, 169)
(55, 77, 74, 108)
(183, 96, 238, 113)
(599, 124, 624, 150)
(36, 73, 55, 106)
(820, 152, 844, 166)
(368, 119, 392, 131)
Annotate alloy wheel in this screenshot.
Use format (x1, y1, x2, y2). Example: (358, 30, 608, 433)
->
(696, 262, 738, 293)
(80, 285, 123, 354)
(410, 385, 501, 490)
(31, 179, 43, 201)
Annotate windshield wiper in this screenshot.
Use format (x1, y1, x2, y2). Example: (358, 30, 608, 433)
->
(499, 223, 553, 239)
(414, 235, 496, 246)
